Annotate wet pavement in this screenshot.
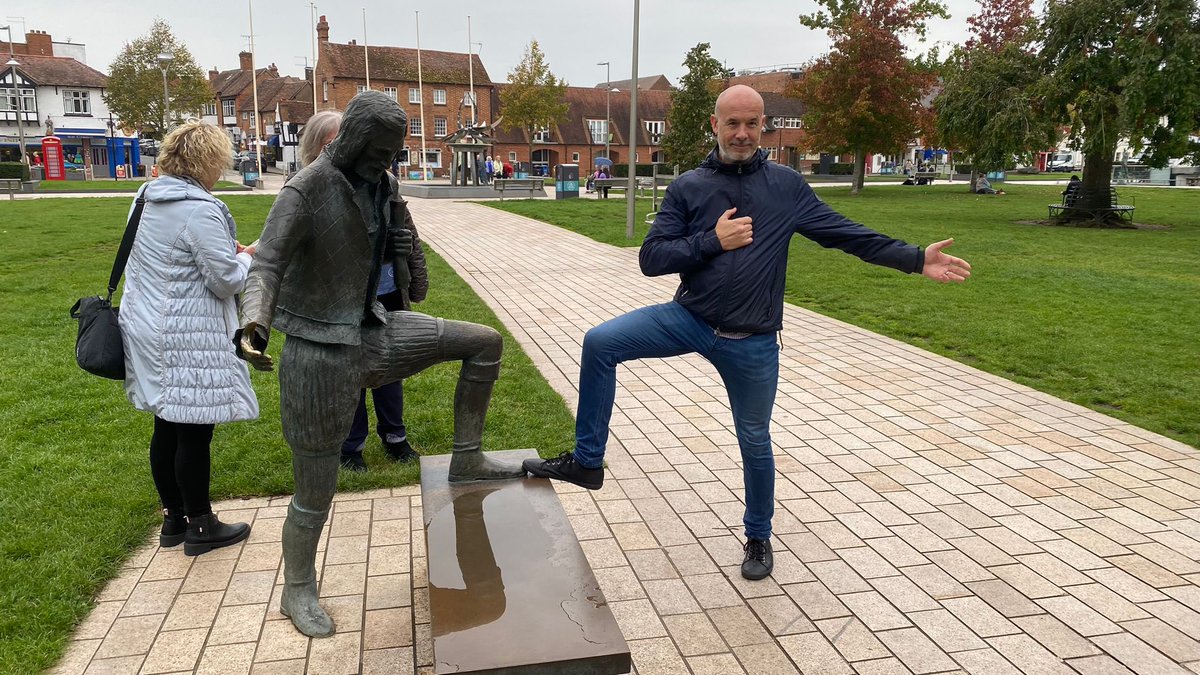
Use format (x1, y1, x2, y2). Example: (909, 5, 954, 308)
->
(50, 197, 1200, 675)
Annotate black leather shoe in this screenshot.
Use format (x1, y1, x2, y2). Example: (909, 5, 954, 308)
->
(184, 513, 250, 557)
(522, 452, 604, 490)
(160, 509, 187, 548)
(340, 453, 368, 472)
(384, 438, 419, 463)
(741, 537, 773, 580)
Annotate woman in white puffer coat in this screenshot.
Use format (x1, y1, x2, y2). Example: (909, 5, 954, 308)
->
(119, 121, 258, 556)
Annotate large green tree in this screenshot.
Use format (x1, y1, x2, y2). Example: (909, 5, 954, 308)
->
(499, 40, 569, 165)
(1040, 0, 1200, 217)
(104, 19, 212, 140)
(794, 0, 949, 194)
(660, 43, 730, 171)
(935, 0, 1056, 191)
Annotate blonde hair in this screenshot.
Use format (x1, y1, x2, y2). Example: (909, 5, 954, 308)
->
(158, 121, 232, 187)
(299, 110, 343, 166)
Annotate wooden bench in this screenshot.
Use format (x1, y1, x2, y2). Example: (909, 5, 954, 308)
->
(1, 177, 22, 199)
(492, 177, 545, 200)
(593, 177, 653, 198)
(1048, 186, 1135, 223)
(911, 171, 937, 185)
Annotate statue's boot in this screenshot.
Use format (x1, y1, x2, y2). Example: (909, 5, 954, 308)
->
(447, 376, 526, 482)
(280, 481, 336, 637)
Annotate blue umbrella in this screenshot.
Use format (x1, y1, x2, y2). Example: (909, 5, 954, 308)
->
(594, 157, 613, 167)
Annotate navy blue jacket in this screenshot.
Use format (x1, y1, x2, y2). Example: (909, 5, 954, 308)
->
(639, 148, 924, 334)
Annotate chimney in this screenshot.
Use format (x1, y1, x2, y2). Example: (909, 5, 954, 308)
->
(268, 63, 279, 78)
(239, 51, 253, 71)
(26, 30, 53, 57)
(348, 39, 356, 46)
(209, 68, 219, 81)
(305, 66, 313, 83)
(317, 15, 330, 44)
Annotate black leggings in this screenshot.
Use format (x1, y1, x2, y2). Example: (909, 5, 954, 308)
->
(149, 416, 215, 518)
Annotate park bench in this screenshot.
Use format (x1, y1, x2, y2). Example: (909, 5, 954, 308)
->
(911, 171, 937, 185)
(492, 177, 545, 200)
(1, 177, 22, 199)
(593, 177, 654, 198)
(1048, 185, 1135, 223)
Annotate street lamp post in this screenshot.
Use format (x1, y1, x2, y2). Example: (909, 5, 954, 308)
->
(157, 52, 173, 136)
(597, 61, 610, 160)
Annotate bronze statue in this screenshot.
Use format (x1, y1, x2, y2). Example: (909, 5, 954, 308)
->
(236, 91, 523, 638)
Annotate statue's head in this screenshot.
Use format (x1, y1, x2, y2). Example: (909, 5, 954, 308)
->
(327, 91, 408, 182)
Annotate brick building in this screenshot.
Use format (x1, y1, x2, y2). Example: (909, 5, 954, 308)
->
(491, 85, 671, 176)
(313, 15, 492, 174)
(205, 53, 281, 147)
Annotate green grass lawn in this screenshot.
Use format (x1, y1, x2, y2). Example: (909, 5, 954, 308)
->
(485, 183, 1200, 451)
(34, 179, 245, 192)
(0, 196, 575, 672)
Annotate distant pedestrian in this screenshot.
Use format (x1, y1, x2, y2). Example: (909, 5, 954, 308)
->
(485, 155, 494, 183)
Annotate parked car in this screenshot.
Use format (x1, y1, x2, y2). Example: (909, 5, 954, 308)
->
(232, 152, 261, 171)
(1047, 152, 1078, 172)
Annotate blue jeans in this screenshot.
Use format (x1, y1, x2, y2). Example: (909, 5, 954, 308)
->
(574, 301, 779, 540)
(341, 382, 406, 454)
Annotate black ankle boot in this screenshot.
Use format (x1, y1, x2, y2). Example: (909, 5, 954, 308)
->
(184, 513, 251, 557)
(160, 508, 188, 548)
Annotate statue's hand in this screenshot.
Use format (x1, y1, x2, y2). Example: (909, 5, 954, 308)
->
(390, 228, 413, 259)
(237, 322, 274, 372)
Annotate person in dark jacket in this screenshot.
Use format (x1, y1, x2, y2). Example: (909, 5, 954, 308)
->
(524, 85, 972, 581)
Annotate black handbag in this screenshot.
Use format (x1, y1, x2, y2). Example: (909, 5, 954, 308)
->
(69, 195, 146, 380)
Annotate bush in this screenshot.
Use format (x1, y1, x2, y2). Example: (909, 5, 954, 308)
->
(828, 162, 854, 175)
(0, 162, 31, 181)
(954, 164, 973, 176)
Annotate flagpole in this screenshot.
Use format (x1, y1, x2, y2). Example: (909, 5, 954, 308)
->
(249, 0, 262, 180)
(467, 15, 475, 126)
(309, 2, 317, 111)
(416, 10, 428, 181)
(363, 8, 370, 89)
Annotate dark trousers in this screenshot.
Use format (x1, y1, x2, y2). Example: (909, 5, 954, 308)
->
(149, 416, 215, 517)
(341, 382, 406, 453)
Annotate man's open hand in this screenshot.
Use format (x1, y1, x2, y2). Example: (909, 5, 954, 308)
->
(238, 322, 274, 372)
(715, 207, 753, 251)
(921, 239, 972, 284)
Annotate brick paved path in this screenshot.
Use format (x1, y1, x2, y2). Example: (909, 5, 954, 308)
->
(55, 199, 1200, 674)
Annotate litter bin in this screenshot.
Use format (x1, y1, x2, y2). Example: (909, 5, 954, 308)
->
(241, 159, 260, 187)
(555, 163, 579, 199)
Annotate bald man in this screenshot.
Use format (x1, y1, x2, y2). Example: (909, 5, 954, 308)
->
(525, 84, 971, 580)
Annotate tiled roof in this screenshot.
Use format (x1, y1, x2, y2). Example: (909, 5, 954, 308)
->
(9, 54, 106, 88)
(211, 67, 279, 98)
(492, 85, 671, 146)
(599, 74, 672, 91)
(321, 42, 491, 85)
(761, 92, 807, 117)
(239, 77, 312, 112)
(278, 100, 315, 124)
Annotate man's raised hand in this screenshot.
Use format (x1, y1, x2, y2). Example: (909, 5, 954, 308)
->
(921, 239, 972, 284)
(715, 207, 753, 251)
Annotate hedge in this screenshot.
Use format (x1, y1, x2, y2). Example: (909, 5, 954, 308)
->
(0, 162, 31, 181)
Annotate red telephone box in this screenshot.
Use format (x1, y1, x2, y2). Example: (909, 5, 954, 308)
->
(41, 137, 66, 181)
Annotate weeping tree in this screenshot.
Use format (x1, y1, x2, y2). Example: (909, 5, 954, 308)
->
(935, 0, 1057, 192)
(794, 0, 947, 194)
(1039, 0, 1200, 222)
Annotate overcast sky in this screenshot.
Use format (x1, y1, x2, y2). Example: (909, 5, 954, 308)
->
(20, 1, 1000, 87)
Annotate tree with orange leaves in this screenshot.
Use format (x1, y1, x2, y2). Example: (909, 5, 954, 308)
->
(792, 0, 948, 194)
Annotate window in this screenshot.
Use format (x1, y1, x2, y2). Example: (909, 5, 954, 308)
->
(572, 152, 580, 162)
(322, 82, 329, 102)
(433, 89, 446, 105)
(90, 146, 107, 165)
(357, 84, 368, 94)
(462, 91, 476, 107)
(771, 116, 784, 129)
(399, 147, 410, 165)
(409, 117, 422, 136)
(384, 87, 397, 101)
(644, 120, 665, 141)
(409, 88, 420, 103)
(203, 102, 217, 116)
(1, 88, 35, 115)
(222, 99, 236, 118)
(533, 125, 551, 143)
(508, 152, 517, 161)
(422, 149, 441, 168)
(765, 147, 778, 161)
(784, 117, 802, 128)
(587, 119, 608, 144)
(242, 111, 249, 120)
(63, 90, 91, 114)
(434, 117, 447, 137)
